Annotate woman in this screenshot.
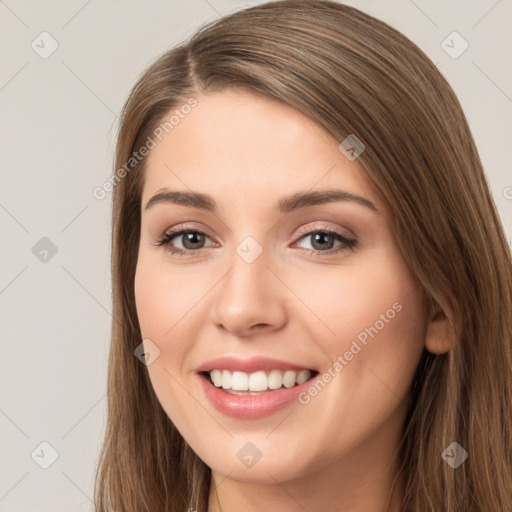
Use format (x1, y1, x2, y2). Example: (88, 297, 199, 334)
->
(94, 1, 512, 510)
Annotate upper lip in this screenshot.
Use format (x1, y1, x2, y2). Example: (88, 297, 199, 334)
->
(196, 356, 316, 374)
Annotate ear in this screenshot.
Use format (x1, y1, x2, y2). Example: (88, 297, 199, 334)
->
(424, 303, 459, 355)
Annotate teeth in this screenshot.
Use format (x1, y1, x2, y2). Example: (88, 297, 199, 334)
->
(249, 371, 267, 391)
(232, 371, 249, 391)
(282, 370, 296, 388)
(296, 369, 311, 385)
(221, 370, 232, 390)
(268, 369, 283, 389)
(210, 369, 223, 387)
(208, 369, 312, 392)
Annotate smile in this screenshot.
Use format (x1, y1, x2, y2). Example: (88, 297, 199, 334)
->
(206, 369, 315, 394)
(195, 356, 320, 419)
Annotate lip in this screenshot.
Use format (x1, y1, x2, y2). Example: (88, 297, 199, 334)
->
(195, 356, 316, 374)
(197, 373, 317, 419)
(195, 357, 319, 419)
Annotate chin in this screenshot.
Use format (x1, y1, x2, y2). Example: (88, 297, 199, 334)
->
(196, 438, 316, 483)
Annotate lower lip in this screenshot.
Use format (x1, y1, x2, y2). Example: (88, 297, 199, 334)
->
(197, 372, 316, 419)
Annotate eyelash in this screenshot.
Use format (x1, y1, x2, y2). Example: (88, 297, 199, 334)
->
(153, 224, 357, 257)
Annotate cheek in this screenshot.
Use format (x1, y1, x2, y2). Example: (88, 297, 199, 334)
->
(134, 256, 208, 344)
(289, 248, 426, 400)
(291, 245, 425, 350)
(133, 258, 192, 405)
(134, 258, 206, 432)
(293, 249, 426, 427)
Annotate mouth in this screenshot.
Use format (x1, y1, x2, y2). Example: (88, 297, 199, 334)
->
(199, 368, 320, 395)
(195, 356, 322, 418)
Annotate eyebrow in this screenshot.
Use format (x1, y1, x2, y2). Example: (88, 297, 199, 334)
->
(144, 188, 378, 213)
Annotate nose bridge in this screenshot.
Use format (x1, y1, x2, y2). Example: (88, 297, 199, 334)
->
(230, 234, 268, 296)
(210, 232, 287, 334)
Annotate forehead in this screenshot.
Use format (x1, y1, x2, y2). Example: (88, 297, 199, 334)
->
(141, 89, 382, 213)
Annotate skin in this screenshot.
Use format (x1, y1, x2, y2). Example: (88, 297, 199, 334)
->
(134, 89, 454, 512)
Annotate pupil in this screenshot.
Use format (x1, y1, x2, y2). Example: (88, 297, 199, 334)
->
(312, 233, 334, 250)
(183, 232, 204, 249)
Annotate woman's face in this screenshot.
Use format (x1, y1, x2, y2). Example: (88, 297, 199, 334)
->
(134, 89, 427, 485)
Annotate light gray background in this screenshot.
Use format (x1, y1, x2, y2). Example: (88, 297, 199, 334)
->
(0, 0, 511, 510)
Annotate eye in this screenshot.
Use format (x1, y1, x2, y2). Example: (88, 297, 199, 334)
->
(153, 223, 357, 257)
(153, 227, 216, 256)
(293, 225, 357, 255)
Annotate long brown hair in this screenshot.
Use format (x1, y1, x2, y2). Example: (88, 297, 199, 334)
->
(94, 1, 512, 510)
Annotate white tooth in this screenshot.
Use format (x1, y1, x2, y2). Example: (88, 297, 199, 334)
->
(231, 371, 249, 391)
(282, 370, 297, 388)
(296, 369, 311, 385)
(210, 369, 223, 387)
(249, 371, 268, 391)
(221, 370, 232, 389)
(268, 369, 283, 389)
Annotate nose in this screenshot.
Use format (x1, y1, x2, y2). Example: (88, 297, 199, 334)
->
(209, 243, 288, 338)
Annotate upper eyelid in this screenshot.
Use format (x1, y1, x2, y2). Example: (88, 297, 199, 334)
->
(295, 222, 353, 237)
(164, 223, 214, 237)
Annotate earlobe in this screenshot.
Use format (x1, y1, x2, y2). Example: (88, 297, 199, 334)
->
(424, 308, 459, 355)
